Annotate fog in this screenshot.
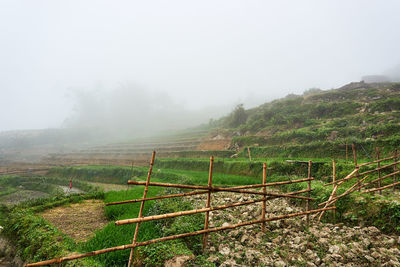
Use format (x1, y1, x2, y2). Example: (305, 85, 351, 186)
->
(1, 0, 400, 135)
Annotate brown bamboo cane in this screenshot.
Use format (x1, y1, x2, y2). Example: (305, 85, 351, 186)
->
(352, 144, 360, 192)
(362, 181, 400, 193)
(315, 184, 338, 221)
(358, 161, 400, 176)
(358, 170, 400, 190)
(203, 156, 214, 249)
(376, 147, 382, 195)
(346, 141, 348, 161)
(116, 188, 313, 226)
(332, 160, 336, 222)
(261, 163, 267, 232)
(307, 160, 312, 225)
(24, 207, 336, 267)
(394, 149, 398, 192)
(357, 155, 396, 167)
(318, 175, 369, 207)
(106, 191, 208, 206)
(128, 177, 314, 189)
(247, 147, 251, 161)
(126, 181, 314, 200)
(127, 151, 156, 267)
(324, 168, 359, 186)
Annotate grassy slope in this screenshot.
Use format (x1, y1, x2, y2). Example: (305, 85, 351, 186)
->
(216, 82, 400, 158)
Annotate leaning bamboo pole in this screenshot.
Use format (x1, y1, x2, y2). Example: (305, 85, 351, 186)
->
(24, 207, 335, 267)
(127, 151, 155, 267)
(203, 156, 214, 249)
(106, 190, 208, 206)
(261, 163, 267, 232)
(126, 181, 314, 200)
(316, 184, 339, 221)
(324, 168, 359, 186)
(361, 181, 400, 193)
(227, 177, 314, 190)
(318, 175, 369, 208)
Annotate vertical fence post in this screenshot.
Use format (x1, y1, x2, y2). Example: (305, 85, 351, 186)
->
(394, 149, 398, 192)
(203, 156, 214, 249)
(376, 147, 382, 195)
(127, 151, 156, 267)
(352, 144, 360, 192)
(261, 163, 267, 232)
(332, 159, 336, 223)
(346, 141, 348, 161)
(307, 160, 312, 225)
(247, 147, 252, 161)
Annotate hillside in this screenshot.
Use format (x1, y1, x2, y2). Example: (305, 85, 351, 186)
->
(215, 81, 400, 158)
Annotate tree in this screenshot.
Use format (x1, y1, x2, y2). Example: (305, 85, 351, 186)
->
(228, 104, 248, 128)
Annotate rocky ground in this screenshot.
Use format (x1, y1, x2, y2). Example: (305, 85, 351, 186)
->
(188, 192, 400, 267)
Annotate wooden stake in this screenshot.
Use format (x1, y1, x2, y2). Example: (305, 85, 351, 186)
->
(203, 156, 214, 249)
(24, 207, 336, 267)
(247, 147, 252, 161)
(352, 144, 360, 192)
(332, 160, 336, 222)
(261, 163, 267, 232)
(307, 160, 312, 225)
(394, 149, 398, 192)
(127, 151, 156, 267)
(345, 141, 348, 161)
(376, 147, 382, 195)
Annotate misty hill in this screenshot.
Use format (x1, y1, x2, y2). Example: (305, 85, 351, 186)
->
(215, 81, 400, 158)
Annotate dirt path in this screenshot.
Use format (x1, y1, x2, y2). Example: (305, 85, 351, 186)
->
(40, 200, 108, 242)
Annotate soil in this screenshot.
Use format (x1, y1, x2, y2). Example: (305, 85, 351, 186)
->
(39, 200, 108, 242)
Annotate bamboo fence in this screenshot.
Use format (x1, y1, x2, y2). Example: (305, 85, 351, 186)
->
(24, 153, 323, 267)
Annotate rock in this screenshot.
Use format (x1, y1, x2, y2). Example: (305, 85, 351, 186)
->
(367, 226, 380, 236)
(206, 255, 219, 263)
(371, 251, 380, 259)
(218, 244, 231, 255)
(240, 234, 249, 244)
(220, 259, 238, 267)
(293, 236, 301, 244)
(245, 249, 261, 264)
(275, 259, 286, 267)
(384, 238, 396, 247)
(364, 255, 374, 263)
(222, 222, 231, 228)
(329, 245, 340, 254)
(164, 255, 194, 267)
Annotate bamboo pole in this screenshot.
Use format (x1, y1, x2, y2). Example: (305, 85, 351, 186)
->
(319, 175, 369, 207)
(127, 151, 156, 267)
(106, 190, 208, 206)
(345, 141, 348, 161)
(116, 188, 312, 226)
(316, 184, 339, 221)
(128, 178, 314, 189)
(358, 170, 400, 190)
(358, 161, 400, 176)
(357, 154, 396, 167)
(203, 156, 214, 249)
(324, 168, 359, 186)
(376, 147, 382, 194)
(352, 144, 360, 192)
(261, 163, 267, 232)
(394, 149, 398, 192)
(362, 181, 400, 193)
(24, 207, 336, 267)
(332, 160, 336, 222)
(247, 147, 251, 161)
(307, 160, 312, 225)
(126, 181, 314, 200)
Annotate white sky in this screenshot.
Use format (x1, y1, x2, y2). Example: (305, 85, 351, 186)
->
(1, 0, 400, 131)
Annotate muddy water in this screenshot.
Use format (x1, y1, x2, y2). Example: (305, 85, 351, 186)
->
(58, 186, 84, 194)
